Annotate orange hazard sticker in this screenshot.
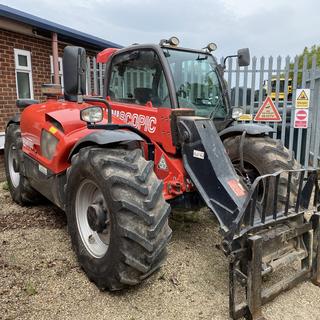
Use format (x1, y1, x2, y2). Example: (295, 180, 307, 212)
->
(227, 179, 247, 197)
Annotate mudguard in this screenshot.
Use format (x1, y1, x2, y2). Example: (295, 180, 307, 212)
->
(68, 130, 144, 160)
(219, 123, 274, 140)
(16, 99, 39, 109)
(6, 115, 21, 128)
(6, 101, 39, 129)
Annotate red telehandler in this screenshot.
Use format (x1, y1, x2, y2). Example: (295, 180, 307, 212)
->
(5, 37, 320, 319)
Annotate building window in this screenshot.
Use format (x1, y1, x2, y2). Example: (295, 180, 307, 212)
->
(50, 56, 63, 87)
(14, 49, 34, 99)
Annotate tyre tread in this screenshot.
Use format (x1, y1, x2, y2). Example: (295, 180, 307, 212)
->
(65, 147, 171, 290)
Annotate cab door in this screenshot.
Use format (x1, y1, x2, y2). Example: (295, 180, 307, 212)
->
(106, 49, 176, 154)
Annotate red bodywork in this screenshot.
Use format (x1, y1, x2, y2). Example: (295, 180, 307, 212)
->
(20, 97, 191, 200)
(97, 48, 119, 63)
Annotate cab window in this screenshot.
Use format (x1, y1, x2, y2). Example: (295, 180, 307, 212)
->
(108, 50, 171, 107)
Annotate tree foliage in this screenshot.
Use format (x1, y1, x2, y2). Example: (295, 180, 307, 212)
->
(290, 45, 320, 85)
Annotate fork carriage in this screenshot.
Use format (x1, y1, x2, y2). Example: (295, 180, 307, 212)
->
(226, 169, 320, 320)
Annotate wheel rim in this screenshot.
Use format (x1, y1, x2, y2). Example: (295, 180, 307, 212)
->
(75, 179, 111, 258)
(8, 144, 20, 188)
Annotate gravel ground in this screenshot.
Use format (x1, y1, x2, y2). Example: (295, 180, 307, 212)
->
(1, 182, 320, 320)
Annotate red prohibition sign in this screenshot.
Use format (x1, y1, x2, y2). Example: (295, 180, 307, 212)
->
(296, 110, 307, 121)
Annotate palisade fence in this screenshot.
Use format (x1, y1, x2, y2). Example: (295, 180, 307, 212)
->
(222, 55, 320, 168)
(86, 57, 105, 97)
(85, 55, 320, 168)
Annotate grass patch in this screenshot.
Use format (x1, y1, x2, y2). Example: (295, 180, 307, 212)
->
(25, 282, 37, 296)
(171, 210, 200, 223)
(2, 181, 9, 191)
(169, 210, 201, 232)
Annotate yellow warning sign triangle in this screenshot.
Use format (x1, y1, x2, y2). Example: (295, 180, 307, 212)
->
(297, 90, 308, 101)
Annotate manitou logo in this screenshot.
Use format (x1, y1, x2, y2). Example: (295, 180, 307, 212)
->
(112, 110, 157, 133)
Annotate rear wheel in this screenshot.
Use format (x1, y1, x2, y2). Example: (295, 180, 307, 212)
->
(223, 135, 300, 213)
(66, 147, 172, 290)
(4, 123, 41, 205)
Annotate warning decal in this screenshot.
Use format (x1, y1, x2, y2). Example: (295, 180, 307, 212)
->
(158, 155, 168, 171)
(296, 89, 310, 108)
(227, 179, 247, 197)
(254, 96, 282, 122)
(238, 114, 253, 121)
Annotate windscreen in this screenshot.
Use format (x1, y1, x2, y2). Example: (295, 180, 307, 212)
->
(163, 48, 228, 119)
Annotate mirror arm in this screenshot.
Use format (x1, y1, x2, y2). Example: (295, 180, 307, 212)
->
(223, 55, 238, 69)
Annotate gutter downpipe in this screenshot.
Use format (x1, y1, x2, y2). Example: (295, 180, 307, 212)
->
(52, 32, 59, 85)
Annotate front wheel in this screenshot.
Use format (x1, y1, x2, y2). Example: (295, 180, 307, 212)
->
(223, 135, 300, 213)
(66, 147, 172, 290)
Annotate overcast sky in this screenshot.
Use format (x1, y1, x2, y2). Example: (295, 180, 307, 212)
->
(2, 0, 319, 59)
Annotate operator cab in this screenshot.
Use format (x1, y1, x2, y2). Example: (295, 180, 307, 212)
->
(104, 37, 250, 132)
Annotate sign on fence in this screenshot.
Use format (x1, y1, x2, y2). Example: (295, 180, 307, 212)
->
(296, 89, 310, 108)
(254, 96, 281, 122)
(294, 109, 309, 129)
(294, 88, 310, 129)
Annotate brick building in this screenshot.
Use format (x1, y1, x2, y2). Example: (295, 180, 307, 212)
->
(0, 4, 121, 181)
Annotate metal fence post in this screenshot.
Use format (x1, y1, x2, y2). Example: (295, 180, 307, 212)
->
(280, 56, 290, 143)
(249, 57, 257, 119)
(227, 58, 233, 101)
(93, 57, 98, 95)
(289, 56, 299, 153)
(258, 57, 265, 110)
(312, 73, 320, 168)
(305, 56, 317, 168)
(273, 56, 282, 139)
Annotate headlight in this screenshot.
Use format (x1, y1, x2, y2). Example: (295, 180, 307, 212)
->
(80, 106, 103, 124)
(232, 107, 244, 119)
(41, 130, 59, 160)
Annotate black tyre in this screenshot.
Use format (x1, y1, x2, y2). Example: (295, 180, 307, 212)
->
(66, 147, 172, 290)
(223, 135, 300, 213)
(4, 123, 41, 205)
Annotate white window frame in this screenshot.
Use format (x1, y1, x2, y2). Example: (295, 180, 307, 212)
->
(50, 55, 64, 88)
(14, 48, 34, 99)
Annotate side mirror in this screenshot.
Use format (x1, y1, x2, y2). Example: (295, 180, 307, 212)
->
(63, 46, 87, 102)
(237, 48, 250, 67)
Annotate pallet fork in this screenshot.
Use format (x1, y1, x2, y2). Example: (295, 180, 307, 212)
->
(227, 169, 320, 320)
